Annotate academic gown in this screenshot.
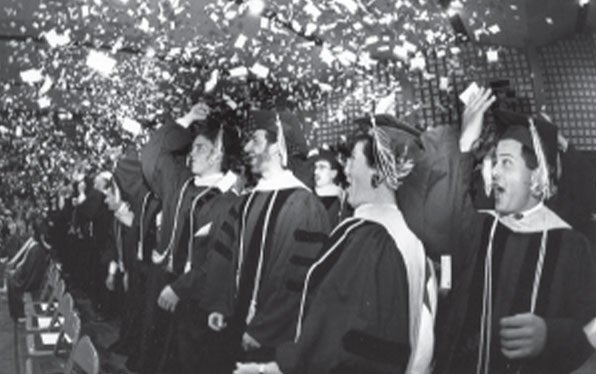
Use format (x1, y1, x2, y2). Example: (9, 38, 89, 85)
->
(72, 188, 113, 311)
(315, 184, 352, 229)
(138, 118, 233, 374)
(7, 238, 50, 320)
(110, 148, 162, 367)
(423, 135, 596, 374)
(276, 216, 411, 374)
(170, 188, 240, 374)
(200, 171, 331, 363)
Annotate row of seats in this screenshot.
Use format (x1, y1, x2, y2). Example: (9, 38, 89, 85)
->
(20, 261, 100, 374)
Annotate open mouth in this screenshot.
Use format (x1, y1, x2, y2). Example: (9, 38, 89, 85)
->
(493, 184, 505, 198)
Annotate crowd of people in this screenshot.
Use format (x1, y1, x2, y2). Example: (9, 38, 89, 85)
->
(3, 86, 596, 374)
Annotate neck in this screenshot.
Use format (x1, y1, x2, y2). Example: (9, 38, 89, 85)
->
(196, 165, 223, 179)
(502, 198, 542, 217)
(261, 161, 285, 181)
(358, 186, 397, 208)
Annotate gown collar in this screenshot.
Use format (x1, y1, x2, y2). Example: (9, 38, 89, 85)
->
(253, 169, 310, 192)
(481, 202, 570, 233)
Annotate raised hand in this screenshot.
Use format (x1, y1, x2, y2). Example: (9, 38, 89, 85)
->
(459, 87, 496, 152)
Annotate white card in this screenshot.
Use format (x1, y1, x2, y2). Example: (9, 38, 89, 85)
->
(459, 82, 480, 105)
(440, 255, 452, 291)
(40, 332, 60, 345)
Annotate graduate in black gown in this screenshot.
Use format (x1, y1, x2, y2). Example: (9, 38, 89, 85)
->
(431, 88, 596, 374)
(202, 109, 331, 369)
(136, 104, 242, 374)
(6, 218, 51, 320)
(234, 115, 437, 374)
(107, 146, 162, 371)
(312, 149, 351, 228)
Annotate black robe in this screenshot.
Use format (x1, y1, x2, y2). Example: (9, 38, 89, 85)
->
(138, 118, 231, 373)
(111, 147, 162, 367)
(411, 127, 596, 374)
(7, 238, 49, 320)
(317, 195, 353, 229)
(201, 181, 331, 360)
(276, 218, 411, 374)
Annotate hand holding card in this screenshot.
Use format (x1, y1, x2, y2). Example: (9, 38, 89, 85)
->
(459, 82, 481, 105)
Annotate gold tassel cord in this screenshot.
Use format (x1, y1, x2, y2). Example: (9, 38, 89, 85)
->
(528, 119, 552, 200)
(275, 114, 288, 167)
(369, 115, 414, 190)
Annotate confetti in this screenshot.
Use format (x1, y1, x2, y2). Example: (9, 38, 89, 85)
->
(86, 50, 117, 76)
(204, 70, 219, 93)
(488, 24, 501, 34)
(120, 117, 142, 136)
(228, 66, 249, 78)
(234, 34, 248, 49)
(486, 49, 499, 63)
(20, 68, 44, 84)
(250, 62, 270, 79)
(43, 29, 71, 48)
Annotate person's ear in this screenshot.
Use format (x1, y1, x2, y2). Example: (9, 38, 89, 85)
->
(529, 169, 543, 199)
(330, 169, 338, 180)
(371, 172, 383, 188)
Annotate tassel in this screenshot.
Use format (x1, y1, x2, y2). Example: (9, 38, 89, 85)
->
(528, 118, 552, 200)
(246, 300, 257, 324)
(369, 115, 414, 190)
(275, 114, 288, 167)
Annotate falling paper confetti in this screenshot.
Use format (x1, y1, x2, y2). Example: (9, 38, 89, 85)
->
(375, 92, 396, 116)
(250, 62, 270, 79)
(43, 29, 71, 48)
(204, 70, 219, 93)
(20, 68, 44, 84)
(120, 117, 143, 136)
(38, 96, 51, 109)
(488, 24, 501, 34)
(39, 77, 53, 96)
(234, 34, 248, 49)
(486, 49, 499, 63)
(410, 55, 426, 71)
(86, 50, 117, 77)
(228, 66, 249, 78)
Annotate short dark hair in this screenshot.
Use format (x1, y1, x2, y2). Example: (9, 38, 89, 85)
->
(349, 132, 377, 169)
(520, 144, 538, 170)
(189, 116, 242, 172)
(315, 157, 347, 187)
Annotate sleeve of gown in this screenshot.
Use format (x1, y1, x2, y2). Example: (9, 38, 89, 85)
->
(246, 192, 331, 346)
(277, 225, 411, 374)
(140, 118, 193, 199)
(398, 125, 480, 271)
(169, 233, 210, 301)
(114, 148, 145, 207)
(541, 233, 596, 372)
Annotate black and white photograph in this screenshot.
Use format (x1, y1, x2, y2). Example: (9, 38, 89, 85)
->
(0, 0, 595, 373)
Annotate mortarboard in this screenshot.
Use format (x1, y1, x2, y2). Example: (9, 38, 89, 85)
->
(353, 114, 421, 190)
(312, 149, 342, 171)
(493, 109, 559, 199)
(251, 109, 308, 162)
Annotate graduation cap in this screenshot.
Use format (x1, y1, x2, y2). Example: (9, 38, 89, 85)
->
(353, 114, 421, 190)
(311, 149, 342, 170)
(250, 109, 308, 166)
(494, 109, 558, 199)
